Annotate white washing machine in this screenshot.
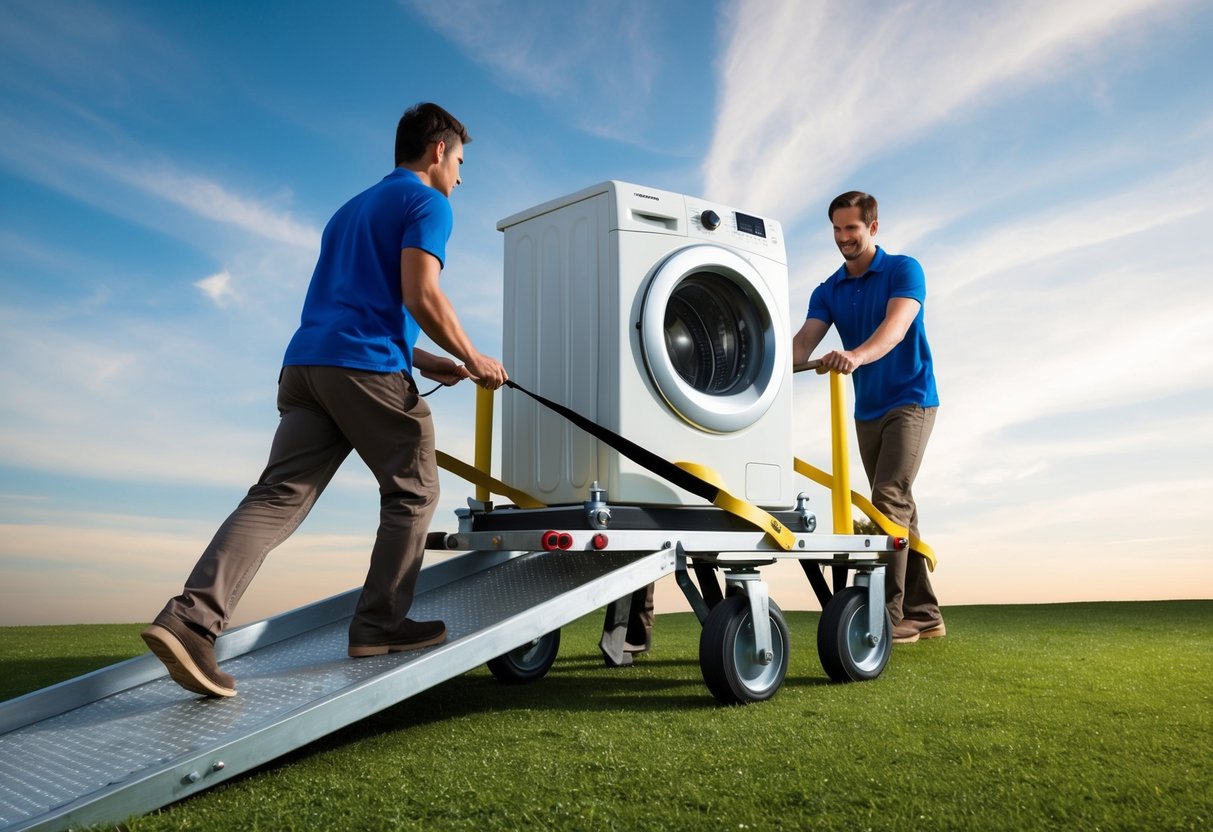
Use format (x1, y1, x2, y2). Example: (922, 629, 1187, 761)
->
(496, 180, 793, 509)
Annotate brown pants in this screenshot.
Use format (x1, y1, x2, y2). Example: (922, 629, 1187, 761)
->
(855, 405, 940, 627)
(161, 365, 439, 645)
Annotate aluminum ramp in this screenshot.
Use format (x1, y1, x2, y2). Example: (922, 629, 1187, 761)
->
(0, 547, 673, 832)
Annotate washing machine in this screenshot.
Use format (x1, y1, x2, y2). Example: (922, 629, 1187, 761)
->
(496, 180, 793, 509)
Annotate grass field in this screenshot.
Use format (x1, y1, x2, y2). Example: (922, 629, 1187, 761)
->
(2, 601, 1211, 831)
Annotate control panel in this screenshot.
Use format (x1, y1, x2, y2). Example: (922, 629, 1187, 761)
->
(686, 199, 783, 260)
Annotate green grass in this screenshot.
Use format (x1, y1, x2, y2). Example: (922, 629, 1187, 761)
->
(3, 601, 1211, 831)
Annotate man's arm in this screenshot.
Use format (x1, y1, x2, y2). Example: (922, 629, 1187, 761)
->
(819, 297, 920, 374)
(792, 318, 830, 365)
(401, 247, 507, 389)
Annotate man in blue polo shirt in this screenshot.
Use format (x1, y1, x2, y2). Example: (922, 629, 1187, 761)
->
(792, 191, 943, 645)
(142, 103, 508, 697)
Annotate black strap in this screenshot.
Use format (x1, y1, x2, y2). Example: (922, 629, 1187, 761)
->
(504, 380, 718, 503)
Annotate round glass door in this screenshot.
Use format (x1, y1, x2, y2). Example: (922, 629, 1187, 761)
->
(639, 245, 787, 433)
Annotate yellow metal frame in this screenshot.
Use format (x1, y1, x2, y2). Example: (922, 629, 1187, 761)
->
(474, 385, 495, 503)
(795, 366, 936, 570)
(828, 372, 852, 535)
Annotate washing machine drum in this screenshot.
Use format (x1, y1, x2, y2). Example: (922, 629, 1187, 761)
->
(639, 245, 787, 434)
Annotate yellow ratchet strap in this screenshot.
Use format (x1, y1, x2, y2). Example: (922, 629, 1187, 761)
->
(793, 457, 937, 570)
(674, 461, 797, 551)
(436, 450, 547, 510)
(715, 490, 797, 550)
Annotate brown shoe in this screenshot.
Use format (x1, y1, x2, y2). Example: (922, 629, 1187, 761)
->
(891, 621, 920, 644)
(141, 612, 236, 698)
(348, 618, 447, 657)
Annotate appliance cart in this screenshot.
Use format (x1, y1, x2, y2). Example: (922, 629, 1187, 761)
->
(441, 365, 916, 706)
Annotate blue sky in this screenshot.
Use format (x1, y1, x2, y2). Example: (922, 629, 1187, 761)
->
(2, 0, 1210, 625)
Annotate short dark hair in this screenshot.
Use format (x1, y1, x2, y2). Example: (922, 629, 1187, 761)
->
(828, 191, 878, 225)
(394, 102, 472, 166)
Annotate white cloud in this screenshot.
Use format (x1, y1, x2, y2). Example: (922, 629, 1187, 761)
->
(113, 163, 321, 250)
(194, 269, 237, 307)
(705, 0, 1197, 222)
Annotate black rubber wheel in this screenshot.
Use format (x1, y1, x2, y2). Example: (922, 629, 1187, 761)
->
(817, 586, 892, 682)
(486, 630, 561, 684)
(699, 595, 790, 705)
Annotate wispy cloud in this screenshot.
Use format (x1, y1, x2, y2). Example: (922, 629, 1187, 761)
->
(926, 164, 1211, 302)
(113, 163, 321, 249)
(705, 0, 1196, 222)
(921, 182, 1213, 463)
(731, 0, 1213, 599)
(0, 109, 322, 256)
(398, 0, 666, 142)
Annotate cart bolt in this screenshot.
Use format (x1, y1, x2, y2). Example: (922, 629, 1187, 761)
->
(212, 761, 225, 772)
(758, 649, 774, 665)
(491, 535, 502, 547)
(866, 634, 880, 648)
(185, 771, 201, 783)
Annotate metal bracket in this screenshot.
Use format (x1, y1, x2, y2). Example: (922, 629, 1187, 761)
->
(724, 571, 773, 665)
(456, 498, 493, 534)
(794, 492, 817, 532)
(584, 481, 612, 530)
(674, 545, 711, 625)
(853, 566, 886, 648)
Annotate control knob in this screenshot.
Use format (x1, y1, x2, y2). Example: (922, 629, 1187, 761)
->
(699, 209, 721, 230)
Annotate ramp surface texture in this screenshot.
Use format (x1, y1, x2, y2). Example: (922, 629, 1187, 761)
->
(0, 548, 671, 832)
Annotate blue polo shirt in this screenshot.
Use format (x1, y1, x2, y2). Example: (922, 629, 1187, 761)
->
(283, 168, 453, 374)
(807, 246, 939, 421)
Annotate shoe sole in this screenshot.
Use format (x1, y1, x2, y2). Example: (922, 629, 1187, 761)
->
(892, 632, 920, 644)
(141, 624, 236, 698)
(348, 630, 447, 658)
(919, 622, 947, 639)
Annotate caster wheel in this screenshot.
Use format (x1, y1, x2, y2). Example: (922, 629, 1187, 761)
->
(699, 595, 789, 704)
(487, 629, 561, 684)
(818, 586, 891, 682)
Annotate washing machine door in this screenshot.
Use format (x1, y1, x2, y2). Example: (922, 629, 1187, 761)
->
(638, 244, 788, 433)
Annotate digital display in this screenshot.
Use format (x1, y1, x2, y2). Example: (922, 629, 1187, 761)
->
(735, 212, 766, 238)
